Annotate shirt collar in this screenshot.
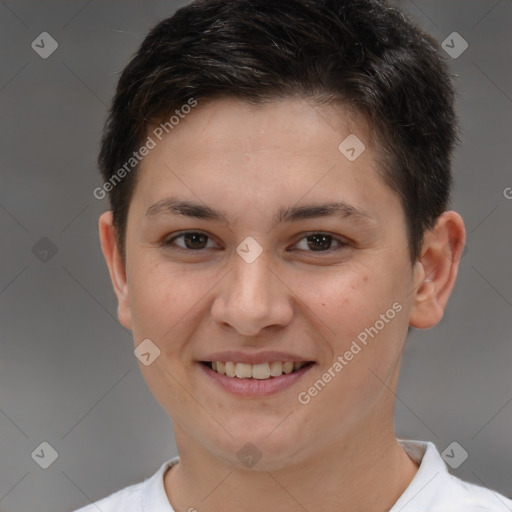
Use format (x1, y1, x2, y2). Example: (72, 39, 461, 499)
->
(390, 439, 447, 511)
(141, 440, 444, 511)
(142, 456, 179, 511)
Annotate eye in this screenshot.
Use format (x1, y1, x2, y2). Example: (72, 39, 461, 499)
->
(163, 231, 218, 252)
(162, 231, 349, 255)
(290, 233, 349, 253)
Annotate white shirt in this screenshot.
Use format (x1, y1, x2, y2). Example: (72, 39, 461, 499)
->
(73, 439, 512, 511)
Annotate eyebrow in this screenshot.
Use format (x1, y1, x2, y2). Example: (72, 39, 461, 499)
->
(145, 197, 375, 225)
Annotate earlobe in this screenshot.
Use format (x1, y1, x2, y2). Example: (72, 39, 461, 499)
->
(98, 211, 133, 330)
(409, 211, 466, 329)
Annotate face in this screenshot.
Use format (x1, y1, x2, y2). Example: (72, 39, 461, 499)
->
(104, 97, 426, 470)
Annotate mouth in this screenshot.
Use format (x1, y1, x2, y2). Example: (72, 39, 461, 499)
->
(198, 360, 316, 396)
(200, 360, 313, 379)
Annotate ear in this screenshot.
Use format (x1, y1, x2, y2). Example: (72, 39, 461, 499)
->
(98, 211, 132, 330)
(409, 211, 466, 329)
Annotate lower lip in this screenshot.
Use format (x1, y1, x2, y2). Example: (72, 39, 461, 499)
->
(198, 362, 315, 397)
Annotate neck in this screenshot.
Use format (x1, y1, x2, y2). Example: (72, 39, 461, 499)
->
(164, 417, 419, 512)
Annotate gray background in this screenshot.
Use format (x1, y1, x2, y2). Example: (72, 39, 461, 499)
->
(0, 1, 511, 511)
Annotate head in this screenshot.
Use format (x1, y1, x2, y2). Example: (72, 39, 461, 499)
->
(98, 0, 465, 470)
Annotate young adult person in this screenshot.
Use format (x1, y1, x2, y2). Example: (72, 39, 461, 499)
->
(76, 1, 512, 510)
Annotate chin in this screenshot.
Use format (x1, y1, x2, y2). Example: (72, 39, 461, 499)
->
(206, 425, 309, 471)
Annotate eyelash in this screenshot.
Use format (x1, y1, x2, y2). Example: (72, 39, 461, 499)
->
(162, 231, 349, 255)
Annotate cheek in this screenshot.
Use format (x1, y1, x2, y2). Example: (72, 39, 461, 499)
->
(313, 270, 379, 334)
(313, 265, 408, 355)
(128, 261, 200, 343)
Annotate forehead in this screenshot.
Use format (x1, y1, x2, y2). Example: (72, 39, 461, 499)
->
(129, 97, 399, 227)
(147, 97, 371, 161)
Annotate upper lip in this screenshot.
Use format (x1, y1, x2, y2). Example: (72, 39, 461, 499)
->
(199, 350, 314, 365)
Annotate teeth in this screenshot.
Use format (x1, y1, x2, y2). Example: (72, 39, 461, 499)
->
(252, 363, 271, 380)
(235, 363, 252, 378)
(270, 361, 283, 376)
(208, 361, 308, 379)
(225, 361, 236, 377)
(283, 361, 294, 374)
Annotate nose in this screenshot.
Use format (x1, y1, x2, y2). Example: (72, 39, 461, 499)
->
(210, 252, 294, 337)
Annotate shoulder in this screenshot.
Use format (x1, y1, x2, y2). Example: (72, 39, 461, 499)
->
(395, 439, 512, 512)
(71, 456, 179, 512)
(72, 480, 143, 512)
(436, 472, 512, 511)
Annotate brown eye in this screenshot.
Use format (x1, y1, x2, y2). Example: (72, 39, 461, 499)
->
(182, 232, 208, 249)
(306, 234, 332, 251)
(164, 231, 215, 252)
(292, 233, 348, 253)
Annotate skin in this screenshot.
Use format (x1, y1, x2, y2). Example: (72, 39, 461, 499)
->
(99, 97, 466, 512)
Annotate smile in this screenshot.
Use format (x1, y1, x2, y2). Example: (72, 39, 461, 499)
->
(202, 361, 311, 379)
(198, 360, 316, 397)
